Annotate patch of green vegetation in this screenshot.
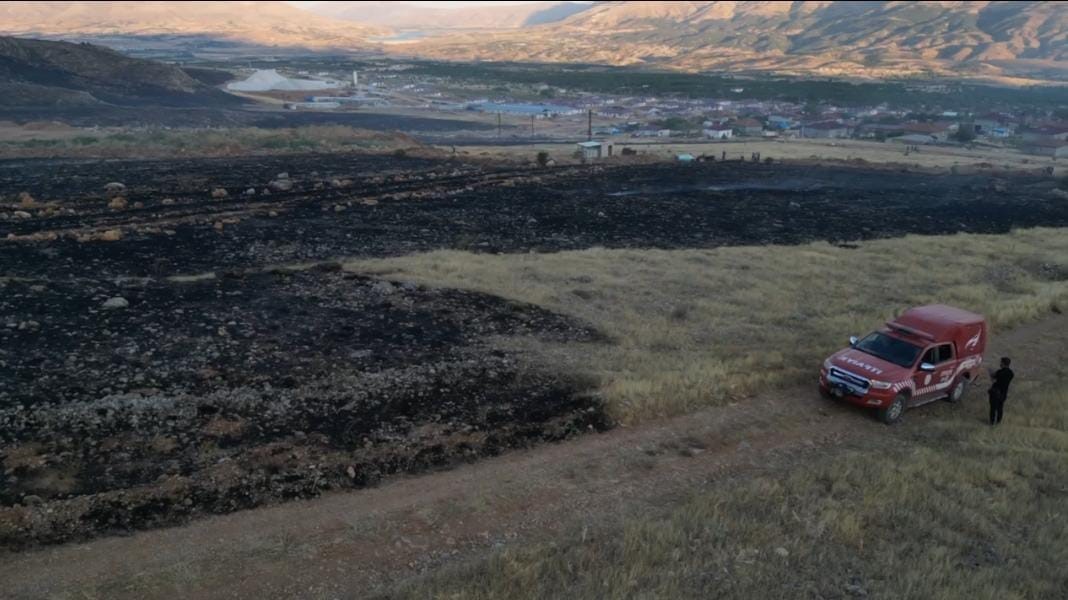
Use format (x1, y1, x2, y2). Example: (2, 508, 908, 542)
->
(403, 61, 1068, 111)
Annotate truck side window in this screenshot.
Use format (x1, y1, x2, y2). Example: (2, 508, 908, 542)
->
(937, 343, 954, 363)
(922, 347, 938, 365)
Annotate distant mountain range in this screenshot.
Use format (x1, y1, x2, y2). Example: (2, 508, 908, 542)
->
(0, 1, 1065, 82)
(309, 1, 591, 31)
(0, 1, 381, 49)
(403, 1, 1068, 80)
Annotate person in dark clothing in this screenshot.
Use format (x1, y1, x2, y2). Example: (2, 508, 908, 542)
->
(988, 357, 1015, 425)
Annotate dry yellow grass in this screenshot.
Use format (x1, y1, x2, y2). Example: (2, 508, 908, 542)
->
(379, 335, 1068, 600)
(349, 228, 1068, 424)
(451, 138, 1066, 177)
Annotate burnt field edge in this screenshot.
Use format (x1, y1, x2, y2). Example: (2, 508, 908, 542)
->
(0, 265, 612, 549)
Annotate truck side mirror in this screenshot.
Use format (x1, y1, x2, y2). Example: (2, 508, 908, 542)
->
(849, 336, 858, 347)
(920, 362, 936, 372)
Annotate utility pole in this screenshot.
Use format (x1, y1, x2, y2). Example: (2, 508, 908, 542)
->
(587, 109, 592, 141)
(531, 114, 535, 138)
(497, 112, 501, 138)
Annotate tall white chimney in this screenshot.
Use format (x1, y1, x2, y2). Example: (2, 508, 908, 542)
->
(352, 70, 358, 88)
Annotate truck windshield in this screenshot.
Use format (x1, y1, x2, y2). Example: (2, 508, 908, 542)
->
(854, 332, 922, 368)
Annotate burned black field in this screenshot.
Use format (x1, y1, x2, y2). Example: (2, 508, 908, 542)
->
(3, 154, 1068, 547)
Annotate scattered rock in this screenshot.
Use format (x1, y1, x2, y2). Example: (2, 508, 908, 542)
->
(346, 465, 357, 479)
(774, 547, 789, 558)
(102, 297, 130, 310)
(371, 281, 395, 296)
(276, 172, 289, 180)
(104, 182, 127, 195)
(268, 210, 279, 218)
(133, 201, 144, 209)
(22, 495, 43, 507)
(788, 201, 802, 209)
(99, 229, 123, 242)
(108, 197, 128, 210)
(214, 221, 225, 232)
(13, 210, 32, 219)
(1050, 188, 1068, 200)
(244, 188, 256, 196)
(211, 188, 228, 200)
(18, 192, 36, 208)
(161, 198, 176, 206)
(333, 204, 346, 213)
(268, 179, 293, 192)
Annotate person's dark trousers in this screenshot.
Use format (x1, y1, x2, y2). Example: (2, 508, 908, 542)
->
(989, 389, 1005, 425)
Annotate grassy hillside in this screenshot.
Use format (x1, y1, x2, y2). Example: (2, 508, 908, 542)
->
(351, 228, 1068, 423)
(0, 36, 239, 108)
(383, 360, 1068, 599)
(360, 228, 1068, 599)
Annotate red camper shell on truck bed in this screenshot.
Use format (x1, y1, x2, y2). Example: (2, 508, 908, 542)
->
(819, 305, 986, 424)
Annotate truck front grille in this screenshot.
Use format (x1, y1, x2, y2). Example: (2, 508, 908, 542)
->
(828, 367, 871, 395)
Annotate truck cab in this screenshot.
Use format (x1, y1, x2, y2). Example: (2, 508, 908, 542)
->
(818, 305, 986, 424)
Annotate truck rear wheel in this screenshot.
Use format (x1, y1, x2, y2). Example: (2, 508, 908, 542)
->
(878, 393, 907, 425)
(947, 376, 968, 403)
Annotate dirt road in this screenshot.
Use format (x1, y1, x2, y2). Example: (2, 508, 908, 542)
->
(2, 313, 1061, 599)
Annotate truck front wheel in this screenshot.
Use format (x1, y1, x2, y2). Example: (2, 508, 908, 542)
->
(878, 393, 907, 425)
(947, 376, 968, 403)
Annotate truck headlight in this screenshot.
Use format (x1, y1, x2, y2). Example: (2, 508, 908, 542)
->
(870, 380, 893, 390)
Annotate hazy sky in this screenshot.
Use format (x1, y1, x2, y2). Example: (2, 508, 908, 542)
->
(287, 1, 561, 8)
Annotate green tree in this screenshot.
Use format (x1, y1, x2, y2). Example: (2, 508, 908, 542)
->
(954, 125, 976, 143)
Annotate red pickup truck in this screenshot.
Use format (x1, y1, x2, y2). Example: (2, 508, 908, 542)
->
(819, 304, 986, 424)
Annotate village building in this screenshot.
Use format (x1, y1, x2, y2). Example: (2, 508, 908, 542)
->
(732, 117, 764, 136)
(801, 120, 852, 139)
(703, 127, 733, 140)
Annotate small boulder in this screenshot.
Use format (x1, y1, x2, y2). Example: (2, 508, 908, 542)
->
(102, 297, 129, 310)
(18, 192, 36, 208)
(333, 204, 346, 213)
(104, 182, 127, 195)
(99, 229, 123, 241)
(13, 210, 32, 219)
(108, 196, 128, 210)
(244, 187, 256, 196)
(22, 494, 43, 507)
(268, 179, 293, 192)
(211, 188, 228, 199)
(161, 198, 176, 206)
(371, 281, 395, 296)
(276, 172, 290, 180)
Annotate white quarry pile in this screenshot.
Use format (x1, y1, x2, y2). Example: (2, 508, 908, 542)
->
(227, 69, 342, 92)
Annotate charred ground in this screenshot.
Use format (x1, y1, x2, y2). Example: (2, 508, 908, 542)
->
(4, 156, 1068, 280)
(2, 155, 1068, 547)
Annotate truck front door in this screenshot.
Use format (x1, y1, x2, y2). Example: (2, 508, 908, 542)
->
(912, 343, 956, 403)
